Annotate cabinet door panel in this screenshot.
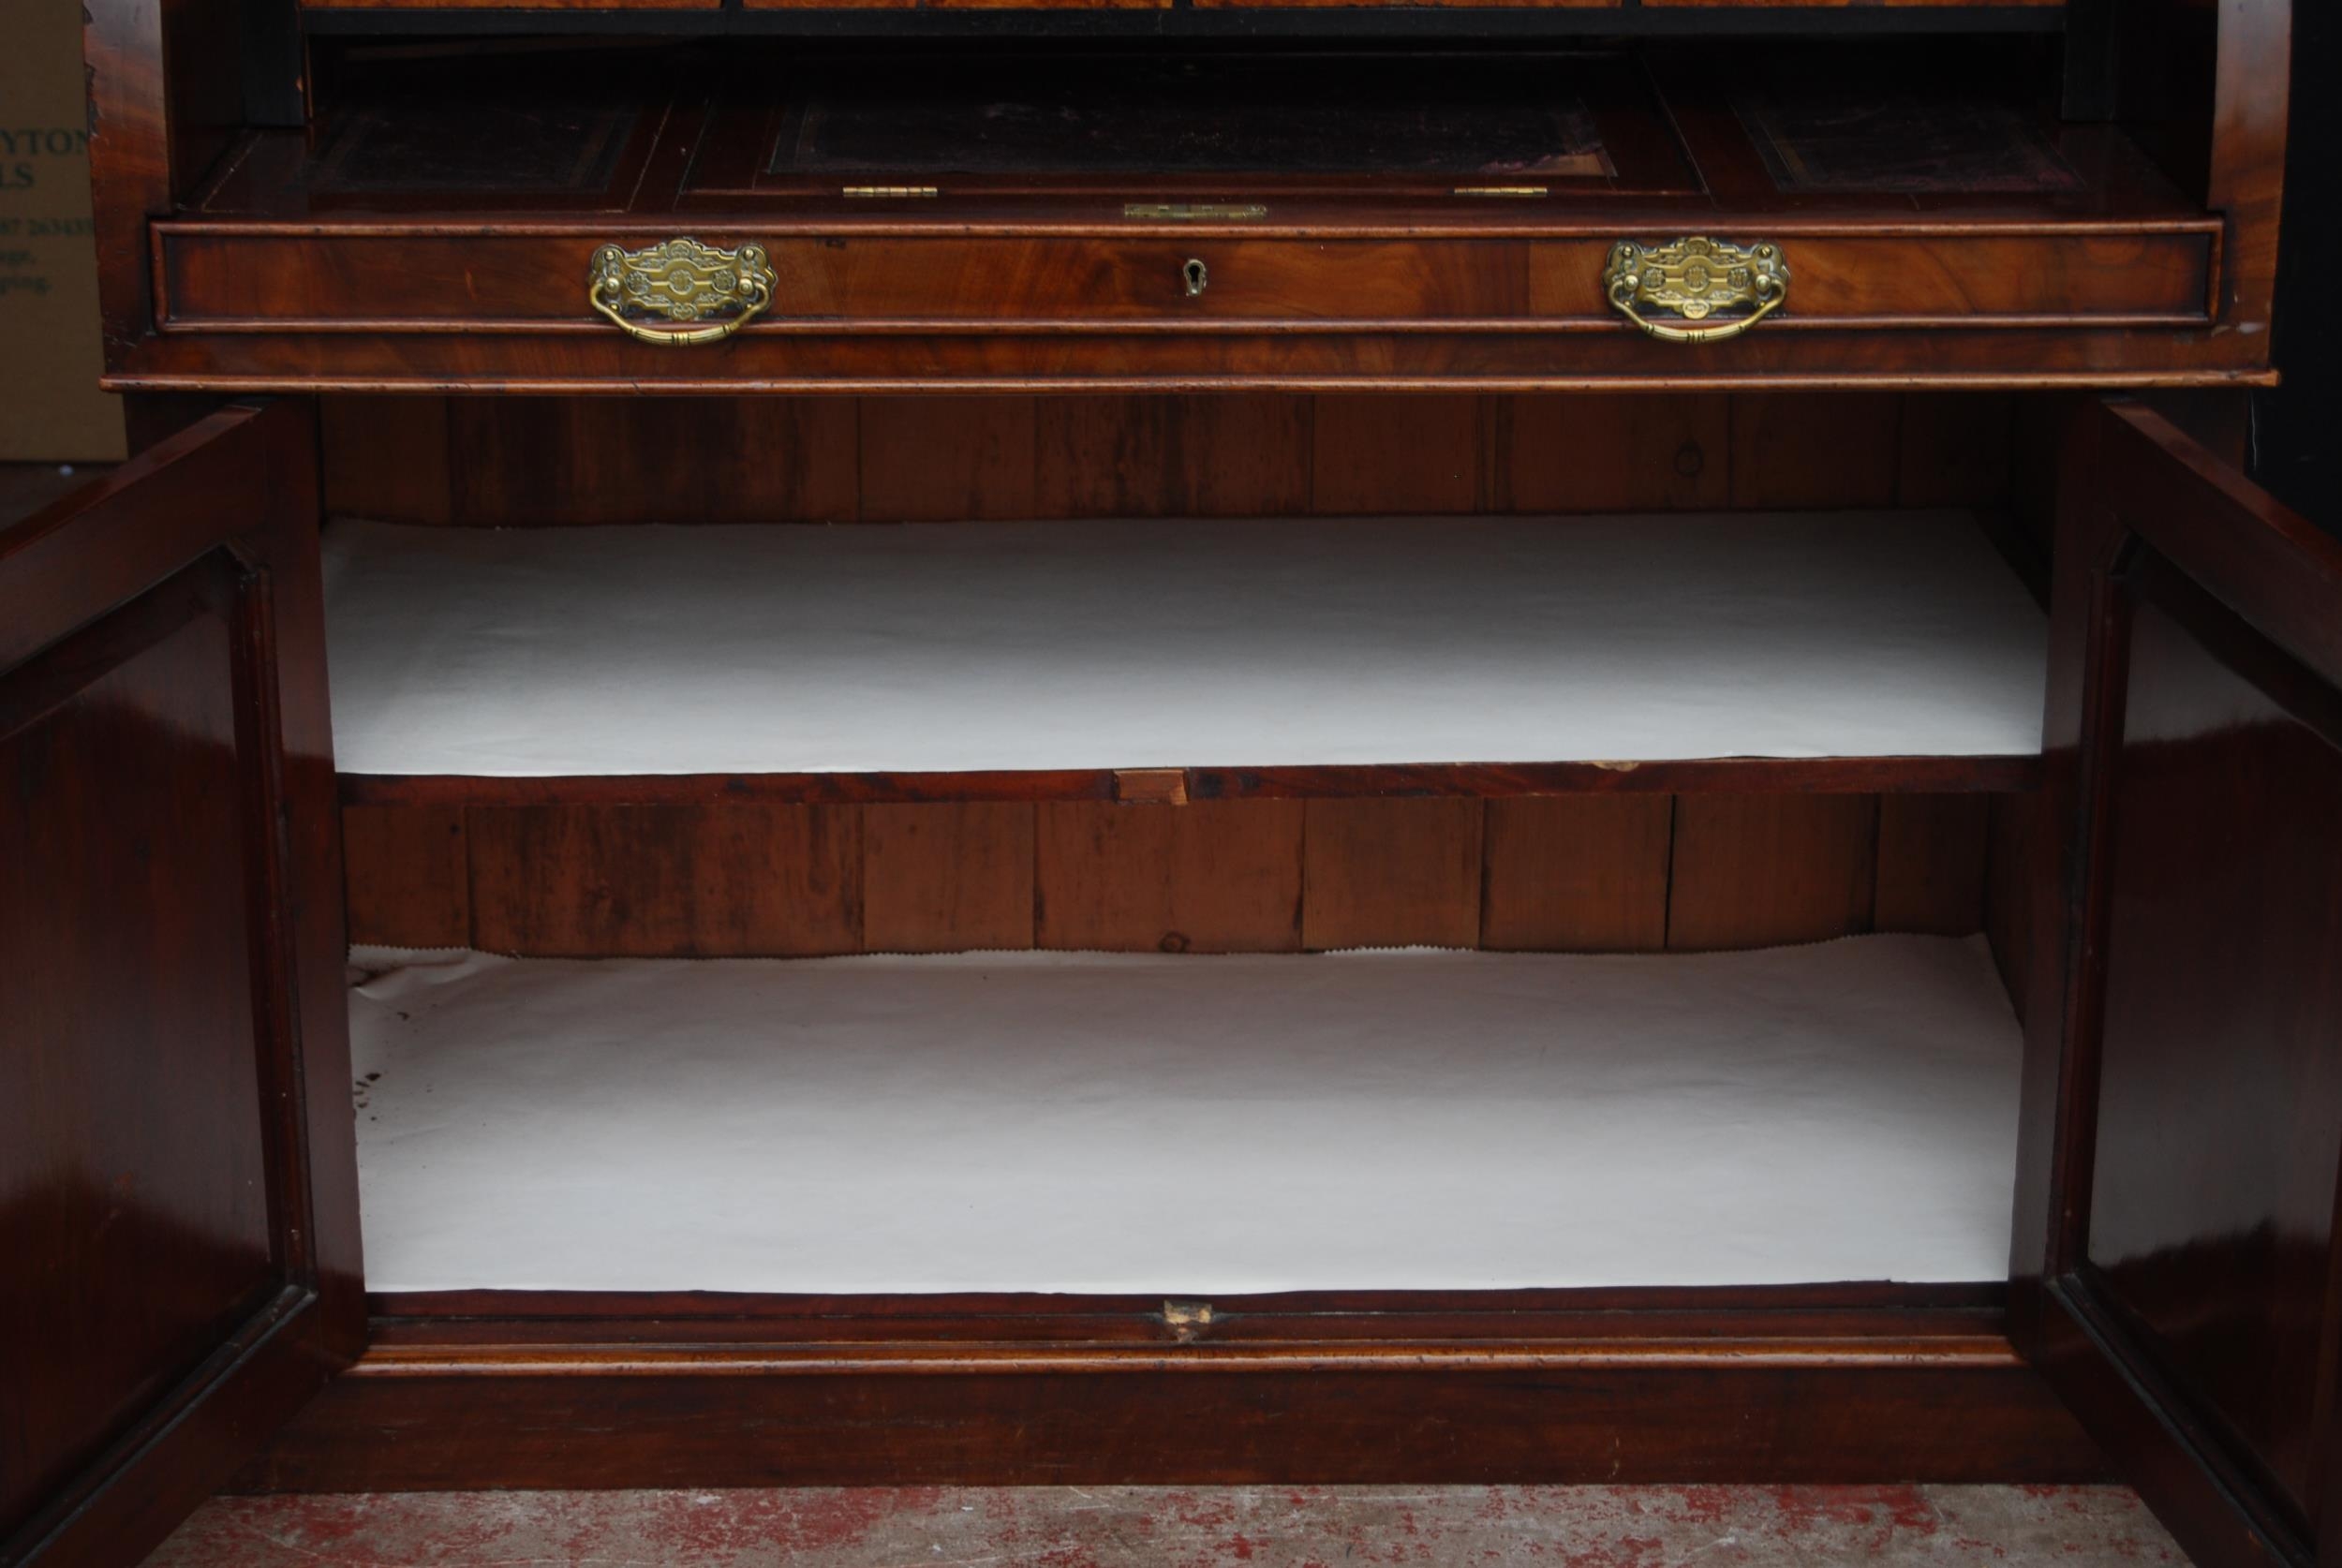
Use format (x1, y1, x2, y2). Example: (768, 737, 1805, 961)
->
(2085, 570, 2342, 1540)
(2019, 400, 2342, 1568)
(0, 403, 357, 1568)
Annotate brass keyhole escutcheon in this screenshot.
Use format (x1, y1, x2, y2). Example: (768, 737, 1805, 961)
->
(1183, 258, 1209, 297)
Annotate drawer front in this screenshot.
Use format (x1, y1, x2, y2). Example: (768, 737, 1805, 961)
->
(154, 227, 2217, 337)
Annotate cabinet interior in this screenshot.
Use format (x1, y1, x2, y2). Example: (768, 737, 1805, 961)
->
(20, 0, 2320, 1529)
(215, 35, 2186, 214)
(324, 388, 2060, 1299)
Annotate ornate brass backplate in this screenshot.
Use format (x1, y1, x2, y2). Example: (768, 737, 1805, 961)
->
(1603, 236, 1789, 344)
(587, 238, 778, 347)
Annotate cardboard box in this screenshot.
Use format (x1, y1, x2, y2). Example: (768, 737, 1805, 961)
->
(0, 0, 126, 462)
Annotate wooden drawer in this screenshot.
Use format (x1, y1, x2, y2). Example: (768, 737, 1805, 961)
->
(115, 42, 2259, 389)
(152, 223, 2217, 336)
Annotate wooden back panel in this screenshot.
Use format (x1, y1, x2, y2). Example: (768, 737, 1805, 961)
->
(344, 791, 2004, 959)
(320, 392, 2014, 525)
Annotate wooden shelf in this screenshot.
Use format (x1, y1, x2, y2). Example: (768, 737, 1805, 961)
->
(324, 511, 2048, 804)
(348, 933, 2023, 1294)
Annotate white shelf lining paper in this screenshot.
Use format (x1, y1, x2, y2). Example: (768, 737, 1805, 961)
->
(321, 511, 2049, 777)
(349, 935, 2024, 1294)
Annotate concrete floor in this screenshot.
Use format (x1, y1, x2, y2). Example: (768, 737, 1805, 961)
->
(143, 1485, 2186, 1566)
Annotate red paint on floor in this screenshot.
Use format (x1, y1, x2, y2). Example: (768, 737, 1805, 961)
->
(141, 1484, 2186, 1566)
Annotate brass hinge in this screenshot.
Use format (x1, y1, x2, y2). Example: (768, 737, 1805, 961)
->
(1163, 1299, 1216, 1341)
(1125, 202, 1268, 222)
(842, 185, 940, 200)
(1453, 185, 1549, 200)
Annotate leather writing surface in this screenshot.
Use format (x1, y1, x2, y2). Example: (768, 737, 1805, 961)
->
(771, 53, 1612, 178)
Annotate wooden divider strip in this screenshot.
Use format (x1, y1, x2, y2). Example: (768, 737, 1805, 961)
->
(1034, 800, 1305, 954)
(1481, 795, 1673, 952)
(349, 792, 1998, 961)
(465, 804, 861, 957)
(1665, 793, 1881, 952)
(863, 803, 1037, 953)
(341, 804, 468, 949)
(1874, 793, 1992, 937)
(1300, 798, 1485, 950)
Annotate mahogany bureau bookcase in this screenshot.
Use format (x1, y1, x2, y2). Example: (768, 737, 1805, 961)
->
(4, 2, 2334, 1566)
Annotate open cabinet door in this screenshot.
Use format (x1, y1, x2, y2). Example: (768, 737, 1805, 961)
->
(0, 403, 362, 1567)
(2013, 400, 2342, 1568)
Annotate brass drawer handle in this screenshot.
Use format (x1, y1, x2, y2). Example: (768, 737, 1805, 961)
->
(587, 238, 776, 347)
(1603, 237, 1788, 344)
